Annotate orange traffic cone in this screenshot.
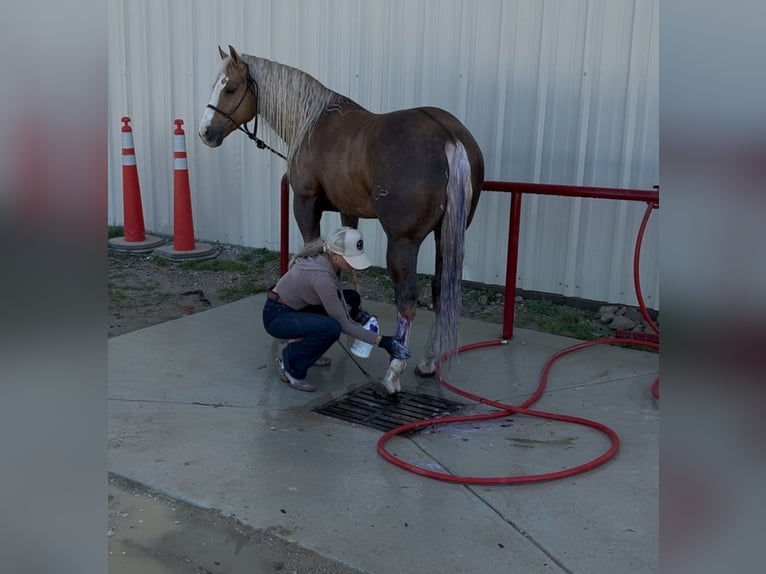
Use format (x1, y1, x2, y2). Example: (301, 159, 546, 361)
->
(109, 116, 164, 252)
(155, 119, 218, 260)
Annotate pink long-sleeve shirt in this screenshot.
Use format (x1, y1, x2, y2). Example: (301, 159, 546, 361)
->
(271, 254, 379, 345)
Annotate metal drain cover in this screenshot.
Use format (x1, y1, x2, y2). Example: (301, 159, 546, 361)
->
(314, 385, 465, 432)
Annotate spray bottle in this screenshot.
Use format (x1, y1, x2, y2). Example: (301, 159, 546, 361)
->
(350, 315, 379, 358)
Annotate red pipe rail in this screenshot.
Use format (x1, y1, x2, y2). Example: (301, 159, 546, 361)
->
(279, 175, 659, 339)
(484, 180, 659, 340)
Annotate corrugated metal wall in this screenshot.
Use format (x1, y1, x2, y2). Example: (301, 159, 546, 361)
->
(108, 0, 659, 308)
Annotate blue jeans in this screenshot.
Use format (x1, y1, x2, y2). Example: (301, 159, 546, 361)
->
(262, 290, 361, 379)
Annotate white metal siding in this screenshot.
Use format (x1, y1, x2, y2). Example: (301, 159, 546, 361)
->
(108, 0, 659, 308)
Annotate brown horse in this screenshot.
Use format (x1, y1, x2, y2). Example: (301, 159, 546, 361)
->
(199, 45, 484, 394)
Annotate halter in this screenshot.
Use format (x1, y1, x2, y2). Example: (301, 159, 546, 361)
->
(205, 70, 287, 160)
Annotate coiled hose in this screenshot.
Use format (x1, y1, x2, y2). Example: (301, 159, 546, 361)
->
(377, 202, 659, 484)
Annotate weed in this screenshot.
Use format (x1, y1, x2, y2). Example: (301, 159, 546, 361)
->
(108, 282, 128, 302)
(180, 260, 249, 272)
(523, 298, 560, 317)
(252, 249, 280, 272)
(119, 281, 160, 292)
(477, 287, 501, 303)
(518, 301, 599, 340)
(108, 226, 124, 239)
(255, 247, 279, 262)
(364, 266, 390, 280)
(218, 281, 264, 301)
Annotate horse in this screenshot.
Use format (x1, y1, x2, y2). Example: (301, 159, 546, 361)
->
(199, 45, 484, 395)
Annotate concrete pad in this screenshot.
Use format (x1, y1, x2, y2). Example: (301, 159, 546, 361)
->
(108, 234, 166, 253)
(109, 294, 659, 573)
(153, 241, 220, 261)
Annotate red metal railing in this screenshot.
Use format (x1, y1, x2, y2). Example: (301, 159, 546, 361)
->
(484, 180, 659, 339)
(279, 175, 659, 339)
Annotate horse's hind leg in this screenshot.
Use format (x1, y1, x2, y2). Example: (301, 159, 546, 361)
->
(414, 232, 442, 377)
(381, 240, 420, 395)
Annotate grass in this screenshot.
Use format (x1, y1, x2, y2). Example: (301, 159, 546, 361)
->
(521, 298, 561, 317)
(516, 298, 601, 340)
(250, 248, 280, 273)
(180, 259, 249, 272)
(218, 280, 265, 301)
(108, 280, 174, 302)
(476, 287, 502, 304)
(108, 282, 128, 302)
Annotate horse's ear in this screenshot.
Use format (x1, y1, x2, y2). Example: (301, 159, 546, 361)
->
(218, 45, 227, 60)
(228, 45, 242, 65)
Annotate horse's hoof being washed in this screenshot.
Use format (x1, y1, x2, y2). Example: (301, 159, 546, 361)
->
(380, 358, 407, 395)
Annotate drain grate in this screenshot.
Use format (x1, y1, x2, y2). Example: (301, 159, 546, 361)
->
(314, 385, 465, 432)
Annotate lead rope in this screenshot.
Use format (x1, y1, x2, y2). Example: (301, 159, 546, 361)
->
(239, 73, 287, 160)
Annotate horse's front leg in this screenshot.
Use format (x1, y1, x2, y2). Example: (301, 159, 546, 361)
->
(381, 313, 413, 395)
(340, 214, 360, 291)
(381, 240, 420, 395)
(291, 183, 323, 242)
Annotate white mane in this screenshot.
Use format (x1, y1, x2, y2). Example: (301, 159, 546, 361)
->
(241, 55, 346, 165)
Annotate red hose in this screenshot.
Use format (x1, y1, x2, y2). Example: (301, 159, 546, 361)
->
(635, 203, 660, 400)
(377, 337, 658, 485)
(634, 202, 660, 334)
(377, 201, 660, 484)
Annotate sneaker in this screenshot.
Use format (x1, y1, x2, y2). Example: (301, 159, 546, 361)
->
(313, 356, 332, 368)
(277, 359, 316, 392)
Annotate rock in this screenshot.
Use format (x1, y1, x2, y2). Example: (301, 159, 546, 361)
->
(609, 315, 635, 330)
(515, 295, 524, 303)
(599, 305, 618, 315)
(616, 306, 628, 316)
(600, 312, 615, 324)
(624, 307, 645, 324)
(478, 294, 488, 306)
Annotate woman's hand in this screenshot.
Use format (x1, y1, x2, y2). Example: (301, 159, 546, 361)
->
(378, 336, 411, 360)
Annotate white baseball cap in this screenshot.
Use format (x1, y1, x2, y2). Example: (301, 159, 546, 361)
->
(325, 227, 372, 270)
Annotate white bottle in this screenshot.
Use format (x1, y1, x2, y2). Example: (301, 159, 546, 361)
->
(350, 315, 379, 358)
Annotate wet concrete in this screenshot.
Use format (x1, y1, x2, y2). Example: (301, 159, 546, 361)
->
(109, 294, 659, 573)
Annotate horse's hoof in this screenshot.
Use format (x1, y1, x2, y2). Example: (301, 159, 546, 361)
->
(372, 387, 400, 401)
(379, 385, 399, 398)
(380, 377, 401, 396)
(413, 365, 436, 378)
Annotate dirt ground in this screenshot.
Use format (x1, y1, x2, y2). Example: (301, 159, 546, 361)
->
(107, 240, 625, 340)
(107, 241, 517, 339)
(108, 475, 365, 574)
(107, 238, 653, 572)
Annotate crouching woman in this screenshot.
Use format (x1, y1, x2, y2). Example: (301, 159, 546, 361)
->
(262, 227, 410, 392)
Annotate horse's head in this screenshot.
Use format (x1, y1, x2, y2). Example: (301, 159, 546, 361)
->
(198, 45, 256, 147)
